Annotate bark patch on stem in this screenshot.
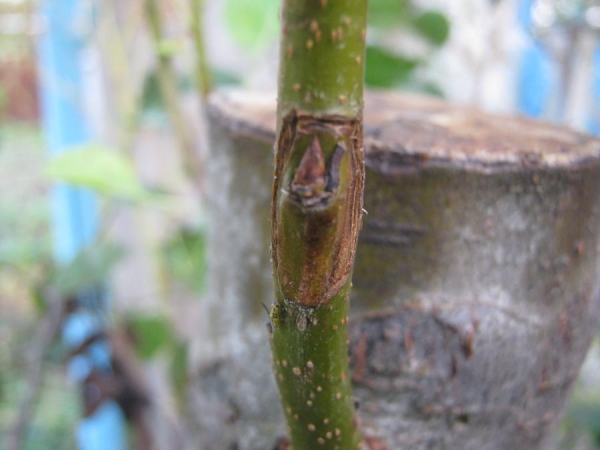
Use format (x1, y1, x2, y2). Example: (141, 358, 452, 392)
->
(272, 110, 364, 307)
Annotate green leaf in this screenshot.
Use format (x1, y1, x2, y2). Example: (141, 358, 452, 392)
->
(412, 11, 450, 46)
(223, 0, 279, 52)
(365, 46, 419, 88)
(129, 315, 174, 360)
(368, 0, 408, 29)
(52, 242, 124, 296)
(45, 144, 148, 202)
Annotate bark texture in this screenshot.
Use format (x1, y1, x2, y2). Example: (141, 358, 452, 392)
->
(191, 90, 600, 450)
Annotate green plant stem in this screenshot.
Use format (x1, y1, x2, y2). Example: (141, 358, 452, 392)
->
(277, 0, 368, 117)
(190, 0, 212, 101)
(145, 0, 203, 189)
(96, 1, 140, 152)
(270, 1, 368, 449)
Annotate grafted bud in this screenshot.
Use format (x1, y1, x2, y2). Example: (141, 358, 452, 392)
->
(290, 137, 329, 206)
(272, 112, 364, 307)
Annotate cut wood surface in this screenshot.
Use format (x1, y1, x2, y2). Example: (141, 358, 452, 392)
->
(191, 90, 600, 450)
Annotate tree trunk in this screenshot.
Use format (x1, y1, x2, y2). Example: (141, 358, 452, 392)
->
(190, 90, 600, 450)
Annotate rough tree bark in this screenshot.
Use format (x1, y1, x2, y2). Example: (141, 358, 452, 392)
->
(191, 90, 600, 450)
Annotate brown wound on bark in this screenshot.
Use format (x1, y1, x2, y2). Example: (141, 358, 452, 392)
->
(273, 114, 364, 307)
(290, 137, 328, 206)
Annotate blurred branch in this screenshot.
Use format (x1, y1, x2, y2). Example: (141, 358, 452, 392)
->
(95, 0, 142, 151)
(145, 0, 204, 193)
(190, 0, 212, 101)
(5, 290, 65, 450)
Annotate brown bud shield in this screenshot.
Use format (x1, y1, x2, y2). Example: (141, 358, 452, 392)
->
(271, 110, 364, 307)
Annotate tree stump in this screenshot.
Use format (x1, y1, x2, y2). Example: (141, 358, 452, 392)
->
(190, 90, 600, 450)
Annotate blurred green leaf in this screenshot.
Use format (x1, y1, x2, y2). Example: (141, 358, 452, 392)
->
(368, 0, 408, 29)
(162, 227, 207, 293)
(223, 0, 279, 51)
(52, 242, 124, 296)
(130, 315, 174, 360)
(365, 46, 419, 88)
(412, 11, 450, 46)
(45, 144, 149, 202)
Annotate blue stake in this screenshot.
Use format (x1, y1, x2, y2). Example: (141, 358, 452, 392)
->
(517, 0, 600, 134)
(37, 1, 127, 448)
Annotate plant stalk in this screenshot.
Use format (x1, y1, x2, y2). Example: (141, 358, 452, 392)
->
(270, 1, 368, 449)
(190, 0, 212, 101)
(145, 0, 203, 190)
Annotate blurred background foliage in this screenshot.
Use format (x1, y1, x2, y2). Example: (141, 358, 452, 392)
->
(1, 0, 600, 448)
